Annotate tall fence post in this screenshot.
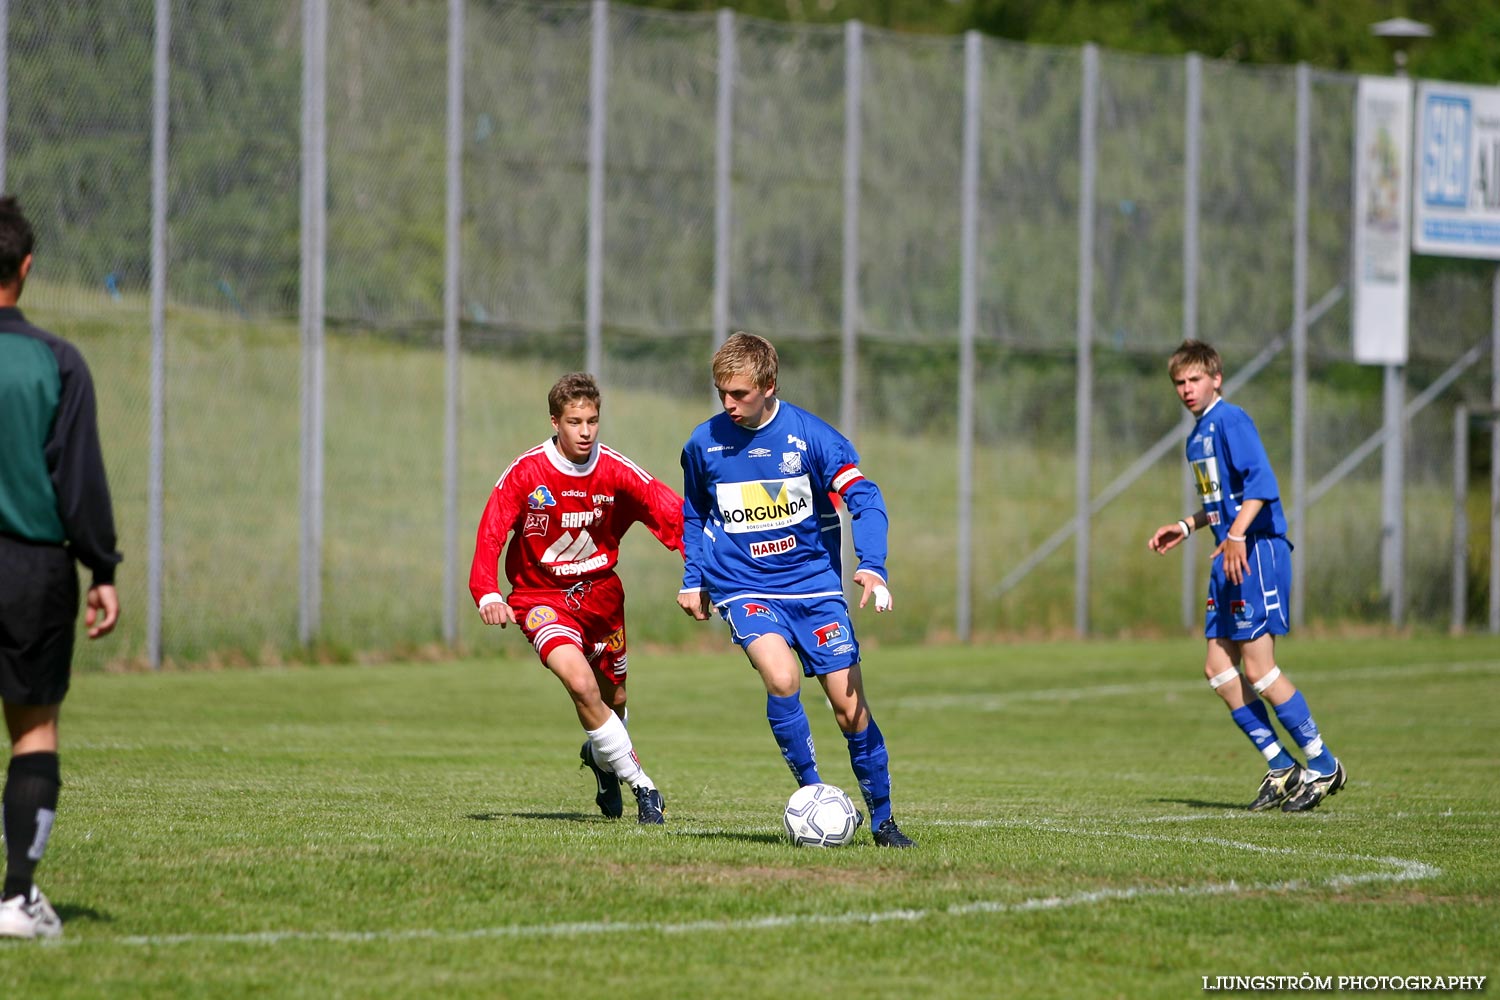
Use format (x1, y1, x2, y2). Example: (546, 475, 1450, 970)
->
(0, 0, 8, 191)
(442, 0, 464, 648)
(299, 0, 328, 647)
(1491, 267, 1500, 633)
(1074, 43, 1098, 636)
(840, 20, 862, 440)
(147, 0, 169, 668)
(585, 0, 607, 379)
(712, 8, 734, 352)
(1291, 63, 1310, 626)
(1179, 52, 1201, 630)
(955, 30, 981, 643)
(1452, 404, 1469, 633)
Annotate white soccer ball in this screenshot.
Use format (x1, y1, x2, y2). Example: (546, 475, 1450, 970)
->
(783, 782, 862, 847)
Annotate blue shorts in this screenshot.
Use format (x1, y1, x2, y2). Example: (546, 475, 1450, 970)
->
(718, 594, 861, 677)
(1205, 535, 1292, 641)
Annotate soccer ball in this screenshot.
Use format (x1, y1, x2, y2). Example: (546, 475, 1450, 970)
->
(783, 783, 862, 847)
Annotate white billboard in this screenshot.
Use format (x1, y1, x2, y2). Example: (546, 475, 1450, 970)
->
(1352, 76, 1413, 365)
(1413, 81, 1500, 260)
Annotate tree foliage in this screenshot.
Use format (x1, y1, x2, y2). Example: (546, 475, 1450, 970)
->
(626, 0, 1498, 83)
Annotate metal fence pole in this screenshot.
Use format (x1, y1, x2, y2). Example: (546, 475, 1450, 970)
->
(1291, 63, 1310, 627)
(955, 30, 981, 643)
(585, 0, 607, 379)
(840, 20, 862, 440)
(1491, 267, 1500, 633)
(1452, 404, 1469, 633)
(147, 0, 169, 668)
(1179, 52, 1201, 631)
(299, 0, 328, 647)
(1074, 43, 1097, 636)
(0, 0, 8, 191)
(712, 8, 734, 352)
(442, 0, 464, 648)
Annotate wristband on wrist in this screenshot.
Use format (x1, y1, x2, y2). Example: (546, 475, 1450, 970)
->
(1176, 519, 1193, 538)
(1226, 532, 1246, 543)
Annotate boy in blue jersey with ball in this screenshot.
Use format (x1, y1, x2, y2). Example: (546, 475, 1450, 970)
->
(1149, 340, 1347, 812)
(678, 332, 914, 847)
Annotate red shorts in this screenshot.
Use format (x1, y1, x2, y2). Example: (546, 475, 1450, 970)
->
(508, 574, 629, 684)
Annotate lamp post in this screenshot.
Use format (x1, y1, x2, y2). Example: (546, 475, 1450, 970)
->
(1368, 16, 1432, 628)
(1370, 17, 1433, 77)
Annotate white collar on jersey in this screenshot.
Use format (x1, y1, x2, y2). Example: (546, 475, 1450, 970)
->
(740, 397, 780, 432)
(1197, 395, 1223, 420)
(544, 437, 599, 476)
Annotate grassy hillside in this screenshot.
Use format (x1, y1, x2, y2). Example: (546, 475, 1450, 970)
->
(29, 282, 1485, 670)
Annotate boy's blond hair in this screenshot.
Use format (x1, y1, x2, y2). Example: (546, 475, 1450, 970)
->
(1168, 339, 1223, 379)
(712, 332, 778, 391)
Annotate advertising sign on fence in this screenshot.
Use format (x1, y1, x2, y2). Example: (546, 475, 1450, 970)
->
(1413, 80, 1500, 260)
(1352, 76, 1413, 364)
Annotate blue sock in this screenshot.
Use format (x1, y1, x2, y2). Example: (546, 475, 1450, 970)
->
(1271, 691, 1335, 775)
(843, 718, 892, 830)
(1229, 701, 1299, 771)
(766, 693, 820, 786)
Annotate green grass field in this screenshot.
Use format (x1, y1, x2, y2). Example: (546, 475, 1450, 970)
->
(5, 635, 1497, 997)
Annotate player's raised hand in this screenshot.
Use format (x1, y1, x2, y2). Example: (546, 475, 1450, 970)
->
(1148, 522, 1188, 554)
(854, 570, 892, 613)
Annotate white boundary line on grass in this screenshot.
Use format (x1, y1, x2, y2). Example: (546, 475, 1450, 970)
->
(91, 819, 1439, 949)
(889, 659, 1500, 713)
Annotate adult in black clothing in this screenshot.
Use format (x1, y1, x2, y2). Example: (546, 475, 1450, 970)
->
(0, 195, 122, 940)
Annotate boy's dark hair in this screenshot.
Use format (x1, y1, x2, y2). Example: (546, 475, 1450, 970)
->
(0, 195, 35, 287)
(548, 372, 601, 418)
(1168, 339, 1222, 378)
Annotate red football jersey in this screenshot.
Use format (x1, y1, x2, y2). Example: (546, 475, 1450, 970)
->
(469, 438, 683, 604)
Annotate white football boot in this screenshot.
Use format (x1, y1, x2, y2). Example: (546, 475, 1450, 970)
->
(0, 886, 63, 940)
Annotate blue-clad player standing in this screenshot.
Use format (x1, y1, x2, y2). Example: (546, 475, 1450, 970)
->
(677, 333, 914, 847)
(1149, 340, 1347, 812)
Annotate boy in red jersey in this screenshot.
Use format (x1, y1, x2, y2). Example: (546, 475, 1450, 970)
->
(469, 373, 683, 824)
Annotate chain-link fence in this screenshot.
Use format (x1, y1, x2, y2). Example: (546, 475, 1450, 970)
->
(4, 0, 1496, 670)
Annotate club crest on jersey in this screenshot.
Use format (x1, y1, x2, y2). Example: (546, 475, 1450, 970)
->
(524, 606, 558, 630)
(528, 484, 557, 510)
(813, 622, 847, 647)
(524, 512, 549, 536)
(605, 626, 626, 652)
(779, 451, 802, 475)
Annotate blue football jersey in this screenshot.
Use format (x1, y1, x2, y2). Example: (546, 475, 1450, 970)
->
(680, 399, 889, 603)
(1187, 397, 1287, 543)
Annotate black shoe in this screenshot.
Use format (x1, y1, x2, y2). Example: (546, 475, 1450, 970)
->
(872, 818, 915, 848)
(1248, 764, 1301, 811)
(579, 741, 623, 818)
(1281, 759, 1347, 813)
(634, 785, 666, 825)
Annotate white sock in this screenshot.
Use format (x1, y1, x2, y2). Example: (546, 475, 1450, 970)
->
(586, 713, 653, 790)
